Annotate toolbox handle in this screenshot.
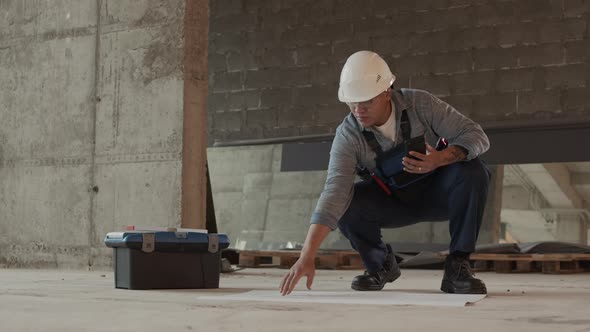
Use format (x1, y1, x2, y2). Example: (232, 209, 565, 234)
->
(141, 233, 155, 253)
(208, 234, 219, 253)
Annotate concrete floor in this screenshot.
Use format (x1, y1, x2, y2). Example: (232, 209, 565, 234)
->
(1, 268, 589, 332)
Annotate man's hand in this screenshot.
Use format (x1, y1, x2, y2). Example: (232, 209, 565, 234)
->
(403, 144, 467, 174)
(279, 256, 316, 296)
(278, 224, 329, 295)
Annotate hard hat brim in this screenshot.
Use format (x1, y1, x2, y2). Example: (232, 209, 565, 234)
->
(338, 76, 395, 103)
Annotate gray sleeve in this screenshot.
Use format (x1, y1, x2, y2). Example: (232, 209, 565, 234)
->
(420, 91, 490, 160)
(309, 129, 357, 231)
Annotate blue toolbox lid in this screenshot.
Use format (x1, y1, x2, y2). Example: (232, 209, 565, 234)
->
(104, 231, 230, 253)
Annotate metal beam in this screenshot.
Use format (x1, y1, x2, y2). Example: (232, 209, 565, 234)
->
(277, 123, 590, 172)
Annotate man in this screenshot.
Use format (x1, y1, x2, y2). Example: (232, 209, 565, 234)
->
(279, 50, 491, 296)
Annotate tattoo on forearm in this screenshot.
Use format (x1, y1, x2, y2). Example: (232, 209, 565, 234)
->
(443, 146, 467, 164)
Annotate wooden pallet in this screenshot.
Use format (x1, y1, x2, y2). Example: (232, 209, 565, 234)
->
(468, 253, 590, 274)
(237, 250, 364, 270)
(237, 250, 590, 273)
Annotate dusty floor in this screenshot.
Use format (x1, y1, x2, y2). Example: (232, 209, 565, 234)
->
(1, 267, 589, 332)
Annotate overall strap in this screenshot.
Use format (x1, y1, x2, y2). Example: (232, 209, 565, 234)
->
(400, 110, 412, 144)
(362, 109, 413, 156)
(361, 130, 383, 157)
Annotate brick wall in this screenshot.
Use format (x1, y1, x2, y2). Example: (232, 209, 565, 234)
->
(209, 0, 590, 142)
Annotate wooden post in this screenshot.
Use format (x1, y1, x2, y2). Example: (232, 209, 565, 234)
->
(181, 0, 208, 229)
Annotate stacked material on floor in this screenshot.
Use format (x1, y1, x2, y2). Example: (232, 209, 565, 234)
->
(399, 242, 590, 274)
(230, 242, 590, 274)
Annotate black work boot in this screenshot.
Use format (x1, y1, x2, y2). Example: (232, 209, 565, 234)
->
(440, 254, 487, 294)
(352, 244, 401, 291)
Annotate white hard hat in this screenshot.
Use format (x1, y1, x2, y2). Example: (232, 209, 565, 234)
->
(338, 51, 396, 103)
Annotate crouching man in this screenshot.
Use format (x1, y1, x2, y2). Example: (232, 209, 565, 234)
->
(280, 51, 491, 296)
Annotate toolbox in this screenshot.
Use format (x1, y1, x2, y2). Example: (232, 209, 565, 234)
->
(104, 230, 230, 290)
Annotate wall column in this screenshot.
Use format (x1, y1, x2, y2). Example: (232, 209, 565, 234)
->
(182, 0, 209, 229)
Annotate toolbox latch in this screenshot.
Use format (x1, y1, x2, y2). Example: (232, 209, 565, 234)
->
(141, 233, 155, 253)
(208, 234, 219, 253)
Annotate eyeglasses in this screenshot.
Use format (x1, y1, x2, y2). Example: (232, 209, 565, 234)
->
(346, 97, 376, 110)
(345, 91, 386, 110)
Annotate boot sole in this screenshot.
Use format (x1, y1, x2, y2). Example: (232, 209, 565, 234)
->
(351, 270, 401, 291)
(440, 280, 487, 294)
(351, 283, 385, 291)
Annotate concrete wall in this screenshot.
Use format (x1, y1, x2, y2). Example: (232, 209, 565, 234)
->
(0, 0, 187, 269)
(208, 145, 324, 250)
(209, 0, 590, 142)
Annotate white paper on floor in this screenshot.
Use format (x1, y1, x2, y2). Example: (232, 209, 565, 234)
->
(200, 290, 486, 307)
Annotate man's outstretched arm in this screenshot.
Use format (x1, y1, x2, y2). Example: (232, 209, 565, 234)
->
(279, 125, 358, 295)
(279, 224, 331, 296)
